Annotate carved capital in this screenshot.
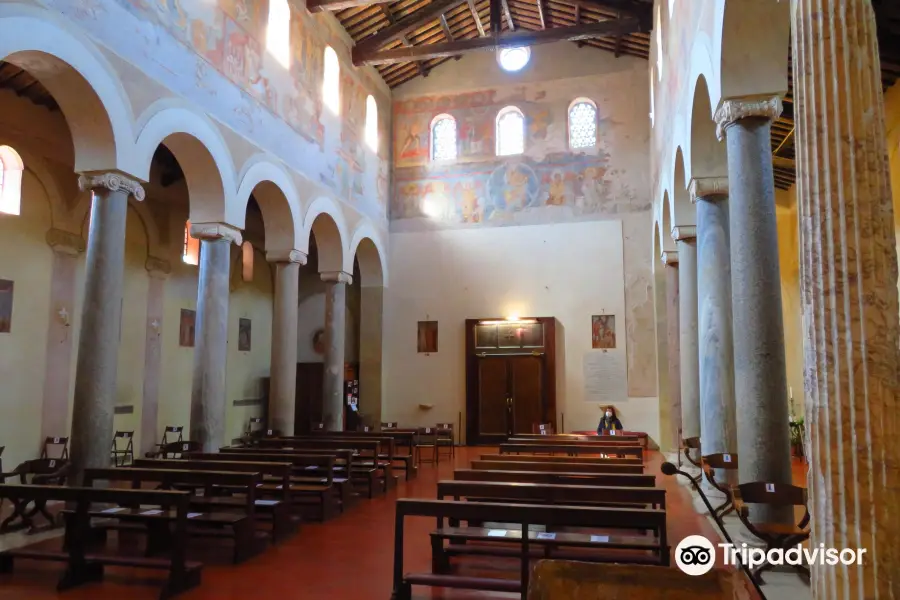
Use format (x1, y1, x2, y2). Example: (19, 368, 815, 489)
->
(661, 250, 679, 265)
(267, 249, 308, 265)
(145, 257, 172, 278)
(671, 225, 697, 242)
(321, 271, 353, 285)
(189, 222, 243, 246)
(689, 177, 729, 203)
(714, 95, 783, 140)
(78, 171, 146, 202)
(45, 228, 85, 256)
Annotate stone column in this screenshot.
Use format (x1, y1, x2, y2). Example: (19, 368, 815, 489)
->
(692, 178, 738, 485)
(70, 173, 144, 480)
(359, 285, 384, 428)
(40, 229, 85, 442)
(715, 96, 793, 521)
(189, 223, 241, 452)
(321, 271, 351, 431)
(267, 250, 305, 435)
(661, 251, 681, 454)
(793, 0, 900, 593)
(140, 257, 170, 456)
(672, 226, 700, 451)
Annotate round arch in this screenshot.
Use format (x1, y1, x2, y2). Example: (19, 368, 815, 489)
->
(301, 196, 348, 275)
(0, 4, 136, 174)
(671, 146, 693, 227)
(688, 74, 727, 180)
(347, 222, 387, 287)
(134, 100, 236, 227)
(235, 156, 302, 255)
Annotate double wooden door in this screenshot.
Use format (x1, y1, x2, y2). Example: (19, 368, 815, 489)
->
(476, 354, 545, 443)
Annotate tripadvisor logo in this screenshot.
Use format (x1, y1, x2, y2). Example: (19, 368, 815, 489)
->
(675, 535, 716, 576)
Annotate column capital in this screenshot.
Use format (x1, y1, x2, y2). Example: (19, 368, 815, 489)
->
(714, 95, 782, 140)
(190, 222, 243, 246)
(661, 250, 679, 265)
(78, 171, 146, 202)
(267, 249, 308, 265)
(45, 228, 85, 256)
(671, 225, 697, 242)
(321, 271, 353, 284)
(145, 257, 172, 279)
(689, 177, 729, 203)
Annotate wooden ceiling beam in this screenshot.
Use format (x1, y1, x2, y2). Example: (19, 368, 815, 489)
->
(536, 0, 548, 28)
(355, 0, 470, 52)
(307, 0, 394, 12)
(468, 0, 487, 35)
(354, 16, 642, 65)
(490, 0, 502, 33)
(500, 0, 515, 30)
(558, 0, 651, 26)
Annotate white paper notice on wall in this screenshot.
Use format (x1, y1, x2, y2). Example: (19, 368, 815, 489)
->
(583, 351, 627, 404)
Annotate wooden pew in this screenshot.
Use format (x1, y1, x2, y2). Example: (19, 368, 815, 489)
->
(480, 454, 643, 466)
(510, 434, 640, 444)
(436, 480, 666, 510)
(132, 459, 297, 541)
(82, 467, 262, 564)
(453, 469, 656, 488)
(307, 431, 418, 479)
(185, 452, 341, 519)
(391, 499, 668, 600)
(0, 484, 202, 598)
(472, 460, 645, 475)
(287, 435, 405, 487)
(499, 443, 643, 459)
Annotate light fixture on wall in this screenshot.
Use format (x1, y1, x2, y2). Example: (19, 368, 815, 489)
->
(57, 307, 70, 327)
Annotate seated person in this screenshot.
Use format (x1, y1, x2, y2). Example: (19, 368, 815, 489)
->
(596, 406, 624, 435)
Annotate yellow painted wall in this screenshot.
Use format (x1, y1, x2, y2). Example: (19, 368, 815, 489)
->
(885, 84, 900, 300)
(775, 188, 804, 417)
(0, 169, 54, 468)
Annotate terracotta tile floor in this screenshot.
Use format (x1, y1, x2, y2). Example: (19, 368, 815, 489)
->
(0, 447, 736, 600)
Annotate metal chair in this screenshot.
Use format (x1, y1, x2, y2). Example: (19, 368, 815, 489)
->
(39, 436, 69, 460)
(110, 430, 135, 466)
(416, 427, 439, 465)
(435, 423, 454, 460)
(701, 452, 739, 519)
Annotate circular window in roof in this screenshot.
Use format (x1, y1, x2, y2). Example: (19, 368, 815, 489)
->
(498, 47, 531, 72)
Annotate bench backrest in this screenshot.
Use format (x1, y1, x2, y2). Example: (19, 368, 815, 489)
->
(0, 482, 191, 508)
(290, 435, 396, 457)
(737, 481, 807, 508)
(472, 460, 644, 474)
(480, 454, 643, 466)
(453, 468, 656, 487)
(508, 437, 640, 445)
(257, 438, 380, 456)
(40, 436, 69, 460)
(499, 443, 643, 458)
(436, 480, 666, 508)
(133, 458, 291, 499)
(187, 452, 337, 484)
(702, 452, 739, 470)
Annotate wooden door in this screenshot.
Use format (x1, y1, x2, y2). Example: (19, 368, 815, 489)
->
(510, 356, 543, 435)
(478, 357, 510, 436)
(294, 363, 324, 433)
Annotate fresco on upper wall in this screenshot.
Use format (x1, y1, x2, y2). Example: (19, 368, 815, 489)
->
(392, 87, 648, 228)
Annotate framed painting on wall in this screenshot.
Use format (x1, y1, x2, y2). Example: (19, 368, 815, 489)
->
(179, 309, 196, 347)
(417, 321, 438, 353)
(591, 314, 616, 349)
(238, 318, 252, 351)
(0, 279, 12, 333)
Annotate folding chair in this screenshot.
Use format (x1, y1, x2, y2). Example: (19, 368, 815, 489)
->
(416, 427, 438, 465)
(0, 458, 70, 533)
(701, 452, 739, 518)
(110, 430, 135, 466)
(39, 436, 69, 460)
(681, 436, 702, 484)
(435, 423, 454, 460)
(145, 425, 184, 458)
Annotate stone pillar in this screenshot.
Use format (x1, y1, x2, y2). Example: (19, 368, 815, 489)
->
(672, 226, 700, 450)
(267, 250, 305, 435)
(140, 257, 170, 456)
(359, 285, 384, 428)
(661, 251, 682, 454)
(692, 178, 738, 484)
(70, 173, 144, 479)
(189, 223, 241, 452)
(715, 96, 793, 522)
(40, 229, 85, 442)
(793, 0, 900, 593)
(321, 271, 351, 431)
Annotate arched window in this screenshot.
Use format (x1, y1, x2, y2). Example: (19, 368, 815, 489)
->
(649, 72, 655, 126)
(323, 46, 340, 115)
(430, 114, 457, 161)
(0, 145, 24, 216)
(496, 106, 525, 156)
(668, 0, 676, 18)
(365, 95, 378, 151)
(266, 0, 291, 68)
(656, 5, 663, 82)
(182, 221, 200, 265)
(568, 98, 598, 149)
(241, 241, 254, 282)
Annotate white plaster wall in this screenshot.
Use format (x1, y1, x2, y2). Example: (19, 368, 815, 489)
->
(383, 221, 661, 442)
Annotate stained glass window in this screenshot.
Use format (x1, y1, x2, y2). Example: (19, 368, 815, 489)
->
(496, 107, 525, 156)
(431, 114, 457, 161)
(568, 99, 597, 149)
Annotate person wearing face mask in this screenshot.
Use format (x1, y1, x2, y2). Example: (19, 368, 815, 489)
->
(597, 406, 624, 435)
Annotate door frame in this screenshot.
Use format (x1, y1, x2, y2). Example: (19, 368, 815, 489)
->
(464, 317, 557, 445)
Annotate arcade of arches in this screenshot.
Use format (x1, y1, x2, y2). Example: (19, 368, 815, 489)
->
(0, 0, 898, 596)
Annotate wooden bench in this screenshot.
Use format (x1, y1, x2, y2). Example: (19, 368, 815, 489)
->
(500, 443, 644, 459)
(0, 457, 70, 532)
(186, 452, 340, 520)
(82, 467, 263, 564)
(132, 459, 297, 541)
(472, 460, 645, 475)
(0, 484, 201, 598)
(454, 468, 656, 488)
(289, 435, 406, 488)
(307, 431, 418, 479)
(391, 499, 669, 600)
(437, 480, 666, 510)
(480, 454, 643, 466)
(510, 434, 640, 444)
